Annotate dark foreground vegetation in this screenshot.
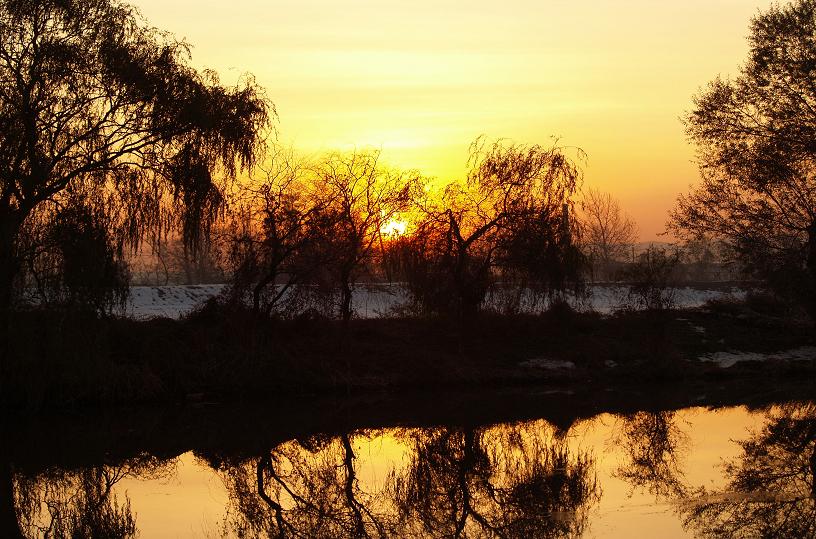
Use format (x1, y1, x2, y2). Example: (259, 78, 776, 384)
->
(2, 292, 813, 410)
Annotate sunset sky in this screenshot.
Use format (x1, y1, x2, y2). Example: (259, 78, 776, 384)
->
(131, 0, 770, 240)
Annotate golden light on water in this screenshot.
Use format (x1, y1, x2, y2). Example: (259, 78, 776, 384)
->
(129, 0, 773, 239)
(113, 406, 758, 538)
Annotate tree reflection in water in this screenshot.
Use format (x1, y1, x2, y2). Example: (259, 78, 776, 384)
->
(12, 455, 174, 539)
(680, 403, 816, 538)
(393, 424, 600, 538)
(217, 431, 397, 538)
(12, 404, 816, 537)
(217, 421, 600, 538)
(612, 411, 689, 498)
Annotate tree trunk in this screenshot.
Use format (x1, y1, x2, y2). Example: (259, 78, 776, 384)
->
(0, 260, 13, 317)
(0, 214, 19, 313)
(339, 274, 353, 361)
(340, 434, 366, 535)
(340, 276, 353, 326)
(807, 222, 816, 319)
(0, 259, 13, 395)
(253, 273, 271, 314)
(0, 212, 22, 381)
(256, 455, 286, 539)
(0, 255, 14, 349)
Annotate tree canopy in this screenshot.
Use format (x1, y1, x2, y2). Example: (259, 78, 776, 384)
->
(0, 0, 271, 312)
(670, 0, 816, 308)
(580, 187, 637, 281)
(401, 138, 585, 319)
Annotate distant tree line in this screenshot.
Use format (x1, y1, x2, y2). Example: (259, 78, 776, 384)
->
(212, 139, 587, 323)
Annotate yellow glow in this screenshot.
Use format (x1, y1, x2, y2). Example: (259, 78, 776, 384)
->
(129, 0, 771, 240)
(113, 406, 760, 537)
(381, 217, 408, 238)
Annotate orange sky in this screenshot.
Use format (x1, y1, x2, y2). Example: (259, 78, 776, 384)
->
(131, 0, 770, 240)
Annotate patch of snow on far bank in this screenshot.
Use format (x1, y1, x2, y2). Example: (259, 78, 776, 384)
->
(698, 346, 816, 368)
(581, 286, 746, 314)
(124, 284, 747, 320)
(128, 285, 226, 319)
(520, 358, 577, 370)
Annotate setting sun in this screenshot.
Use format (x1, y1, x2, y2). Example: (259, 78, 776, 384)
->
(381, 217, 408, 238)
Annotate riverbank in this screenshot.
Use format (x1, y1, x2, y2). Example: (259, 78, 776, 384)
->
(2, 293, 813, 410)
(5, 376, 816, 470)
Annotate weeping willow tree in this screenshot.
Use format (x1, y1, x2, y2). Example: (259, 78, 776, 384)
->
(0, 0, 271, 317)
(403, 138, 586, 320)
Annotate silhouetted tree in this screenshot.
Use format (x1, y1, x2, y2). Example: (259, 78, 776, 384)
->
(0, 0, 269, 318)
(22, 200, 129, 313)
(310, 151, 417, 324)
(402, 138, 584, 319)
(579, 187, 637, 281)
(222, 150, 331, 316)
(493, 200, 585, 314)
(621, 246, 680, 312)
(670, 0, 816, 314)
(679, 234, 726, 282)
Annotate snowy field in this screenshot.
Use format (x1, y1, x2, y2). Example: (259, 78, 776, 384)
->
(126, 284, 746, 320)
(128, 285, 228, 319)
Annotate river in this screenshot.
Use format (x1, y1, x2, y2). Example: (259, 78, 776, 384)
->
(3, 386, 814, 538)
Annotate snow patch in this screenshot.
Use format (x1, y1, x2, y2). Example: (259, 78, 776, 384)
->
(128, 285, 226, 319)
(519, 358, 577, 370)
(698, 346, 816, 368)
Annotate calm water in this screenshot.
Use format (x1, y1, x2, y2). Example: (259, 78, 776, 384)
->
(6, 400, 816, 538)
